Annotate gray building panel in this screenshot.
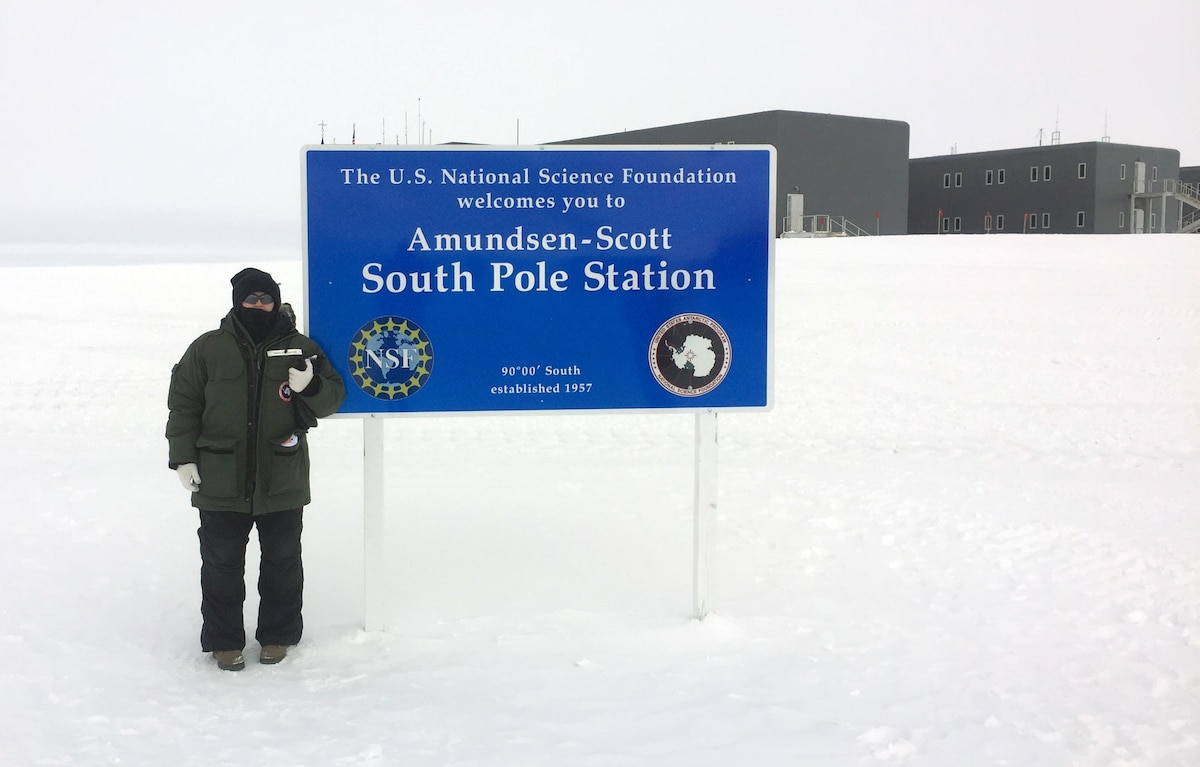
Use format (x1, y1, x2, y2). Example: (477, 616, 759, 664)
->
(1096, 143, 1182, 233)
(557, 110, 910, 236)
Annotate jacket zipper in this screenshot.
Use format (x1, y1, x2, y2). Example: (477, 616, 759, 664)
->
(241, 328, 297, 508)
(242, 339, 263, 505)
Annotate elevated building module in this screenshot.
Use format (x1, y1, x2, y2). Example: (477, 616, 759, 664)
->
(910, 142, 1193, 235)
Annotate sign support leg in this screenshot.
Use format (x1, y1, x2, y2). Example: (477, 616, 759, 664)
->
(363, 415, 385, 631)
(693, 409, 718, 620)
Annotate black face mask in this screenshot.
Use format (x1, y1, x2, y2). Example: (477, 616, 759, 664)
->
(236, 306, 277, 342)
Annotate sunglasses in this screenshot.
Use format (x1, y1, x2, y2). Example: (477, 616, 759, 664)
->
(243, 293, 275, 306)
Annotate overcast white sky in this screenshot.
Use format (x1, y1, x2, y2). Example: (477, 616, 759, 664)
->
(3, 0, 1197, 244)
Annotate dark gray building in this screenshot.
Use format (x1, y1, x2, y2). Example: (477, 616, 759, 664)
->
(909, 142, 1196, 234)
(558, 110, 910, 236)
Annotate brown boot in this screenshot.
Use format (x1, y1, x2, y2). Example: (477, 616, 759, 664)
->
(259, 645, 289, 665)
(213, 650, 245, 671)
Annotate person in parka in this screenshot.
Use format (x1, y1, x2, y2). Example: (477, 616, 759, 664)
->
(166, 267, 345, 671)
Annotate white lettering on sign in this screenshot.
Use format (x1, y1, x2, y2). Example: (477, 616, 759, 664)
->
(407, 226, 579, 252)
(361, 262, 475, 294)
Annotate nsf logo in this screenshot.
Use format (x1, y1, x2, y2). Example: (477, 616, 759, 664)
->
(348, 316, 434, 400)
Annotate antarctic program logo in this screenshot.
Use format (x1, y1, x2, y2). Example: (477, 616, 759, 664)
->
(649, 313, 731, 397)
(348, 316, 434, 400)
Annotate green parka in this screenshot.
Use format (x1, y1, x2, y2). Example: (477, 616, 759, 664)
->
(166, 309, 346, 514)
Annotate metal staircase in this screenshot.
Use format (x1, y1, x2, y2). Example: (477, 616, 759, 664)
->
(1134, 178, 1200, 233)
(1174, 181, 1200, 233)
(781, 214, 871, 237)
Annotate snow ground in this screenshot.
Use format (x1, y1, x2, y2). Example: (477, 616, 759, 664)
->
(0, 234, 1196, 765)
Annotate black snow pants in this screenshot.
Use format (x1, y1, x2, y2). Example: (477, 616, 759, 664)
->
(197, 508, 304, 652)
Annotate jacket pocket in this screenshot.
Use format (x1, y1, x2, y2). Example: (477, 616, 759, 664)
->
(195, 437, 240, 498)
(264, 354, 303, 385)
(267, 438, 309, 496)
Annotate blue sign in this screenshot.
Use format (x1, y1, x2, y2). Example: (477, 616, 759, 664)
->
(302, 145, 774, 414)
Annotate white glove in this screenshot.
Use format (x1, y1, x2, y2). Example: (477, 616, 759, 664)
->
(177, 463, 201, 492)
(288, 359, 314, 394)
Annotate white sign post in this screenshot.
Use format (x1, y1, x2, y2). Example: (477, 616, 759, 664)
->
(363, 416, 386, 631)
(693, 410, 719, 620)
